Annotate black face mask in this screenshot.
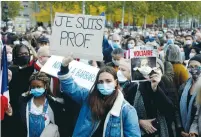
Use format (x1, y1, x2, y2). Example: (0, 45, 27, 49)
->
(15, 56, 30, 66)
(189, 68, 201, 81)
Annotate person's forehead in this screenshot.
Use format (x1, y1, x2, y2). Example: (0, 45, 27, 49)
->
(31, 79, 44, 85)
(191, 49, 196, 52)
(189, 60, 201, 66)
(112, 34, 120, 40)
(19, 47, 29, 53)
(6, 46, 12, 52)
(185, 36, 192, 39)
(168, 35, 174, 38)
(128, 40, 135, 43)
(113, 54, 122, 58)
(98, 72, 114, 80)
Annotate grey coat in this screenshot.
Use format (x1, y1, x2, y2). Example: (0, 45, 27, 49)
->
(190, 106, 201, 137)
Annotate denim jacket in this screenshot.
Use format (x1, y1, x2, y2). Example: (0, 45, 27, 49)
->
(58, 72, 141, 137)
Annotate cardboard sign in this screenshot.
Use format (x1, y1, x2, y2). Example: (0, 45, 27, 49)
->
(130, 46, 158, 58)
(41, 55, 99, 90)
(50, 13, 105, 61)
(130, 46, 157, 82)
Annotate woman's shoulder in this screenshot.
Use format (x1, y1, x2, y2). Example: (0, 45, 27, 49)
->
(122, 100, 136, 114)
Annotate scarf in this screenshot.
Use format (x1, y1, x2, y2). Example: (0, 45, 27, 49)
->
(180, 78, 198, 132)
(133, 83, 169, 137)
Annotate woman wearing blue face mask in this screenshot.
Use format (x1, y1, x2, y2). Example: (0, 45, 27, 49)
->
(106, 48, 124, 72)
(123, 38, 136, 59)
(18, 72, 61, 137)
(57, 56, 141, 137)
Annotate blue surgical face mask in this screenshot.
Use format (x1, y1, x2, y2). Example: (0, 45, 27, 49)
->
(97, 83, 115, 95)
(128, 44, 134, 49)
(158, 34, 163, 38)
(30, 88, 46, 97)
(167, 39, 174, 45)
(113, 42, 121, 49)
(149, 37, 155, 42)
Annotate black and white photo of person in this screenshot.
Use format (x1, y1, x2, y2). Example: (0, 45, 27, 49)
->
(131, 57, 156, 81)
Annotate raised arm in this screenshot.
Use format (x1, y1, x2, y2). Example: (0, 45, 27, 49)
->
(58, 56, 89, 104)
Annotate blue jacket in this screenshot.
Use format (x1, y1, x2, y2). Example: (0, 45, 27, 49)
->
(58, 72, 141, 137)
(102, 37, 113, 64)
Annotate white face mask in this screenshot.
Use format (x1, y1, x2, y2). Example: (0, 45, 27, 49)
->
(13, 40, 20, 45)
(189, 53, 196, 59)
(117, 70, 127, 83)
(137, 66, 152, 77)
(7, 53, 12, 62)
(128, 44, 134, 49)
(186, 40, 192, 45)
(112, 59, 120, 66)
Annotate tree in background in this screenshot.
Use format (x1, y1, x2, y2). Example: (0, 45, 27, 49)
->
(32, 1, 201, 28)
(1, 1, 23, 20)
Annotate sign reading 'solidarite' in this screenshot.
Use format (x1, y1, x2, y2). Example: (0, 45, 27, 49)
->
(50, 13, 105, 61)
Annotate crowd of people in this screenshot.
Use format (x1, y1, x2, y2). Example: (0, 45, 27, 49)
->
(1, 22, 201, 137)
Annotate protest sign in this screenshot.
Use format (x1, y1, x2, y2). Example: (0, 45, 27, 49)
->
(50, 13, 105, 61)
(130, 46, 157, 82)
(41, 55, 99, 90)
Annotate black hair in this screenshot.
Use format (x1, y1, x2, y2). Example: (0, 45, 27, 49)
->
(12, 44, 31, 65)
(159, 30, 164, 34)
(29, 72, 54, 97)
(125, 37, 137, 50)
(184, 35, 193, 39)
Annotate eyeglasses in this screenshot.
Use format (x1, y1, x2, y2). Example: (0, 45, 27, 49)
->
(187, 66, 201, 70)
(18, 52, 29, 57)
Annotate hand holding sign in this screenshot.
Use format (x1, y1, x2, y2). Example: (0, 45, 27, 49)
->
(130, 46, 158, 82)
(62, 53, 74, 67)
(41, 55, 99, 90)
(50, 13, 105, 61)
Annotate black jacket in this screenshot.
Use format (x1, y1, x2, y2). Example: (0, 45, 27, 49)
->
(123, 80, 176, 137)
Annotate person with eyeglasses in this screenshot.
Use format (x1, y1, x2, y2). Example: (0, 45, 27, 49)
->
(6, 43, 34, 137)
(179, 54, 201, 137)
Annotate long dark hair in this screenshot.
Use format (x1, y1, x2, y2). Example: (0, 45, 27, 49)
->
(88, 66, 119, 120)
